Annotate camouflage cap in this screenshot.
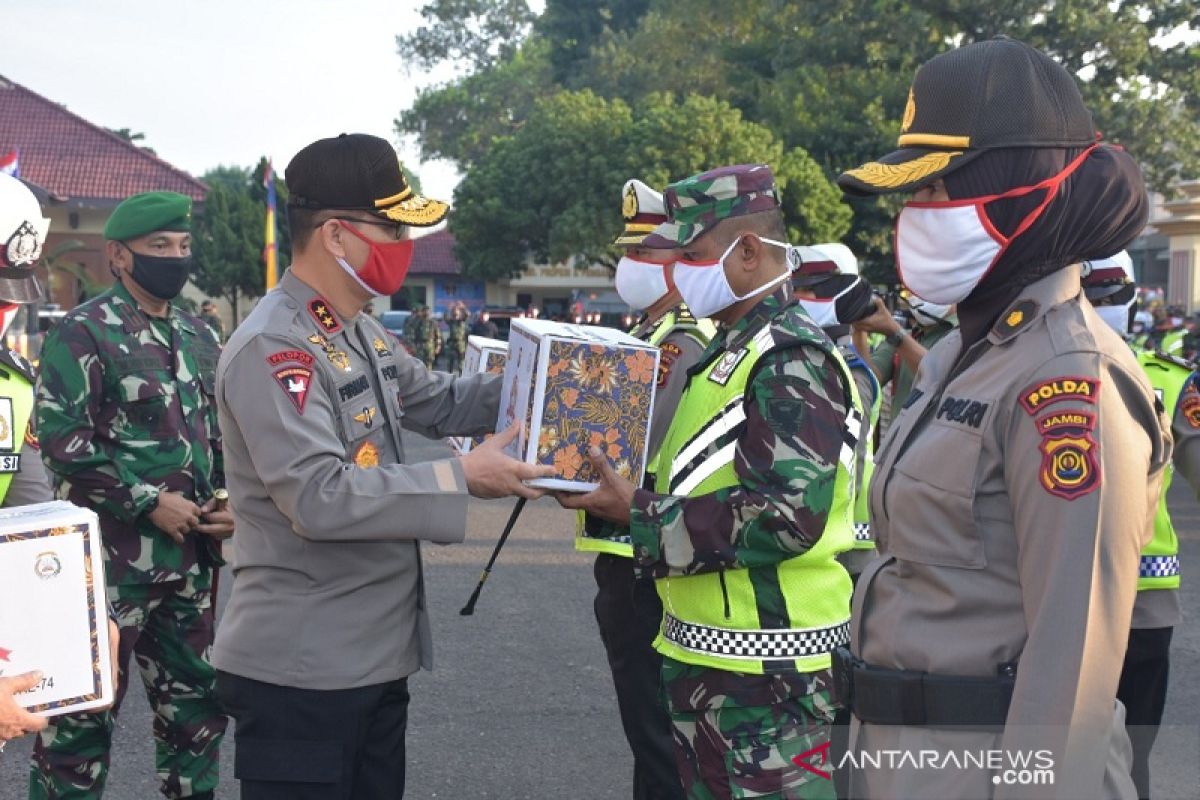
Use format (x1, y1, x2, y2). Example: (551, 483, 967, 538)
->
(642, 164, 780, 249)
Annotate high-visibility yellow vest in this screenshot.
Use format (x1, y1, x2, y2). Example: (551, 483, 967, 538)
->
(649, 317, 860, 674)
(1138, 350, 1186, 591)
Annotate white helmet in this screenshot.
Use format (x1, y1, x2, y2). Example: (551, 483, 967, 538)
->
(1081, 250, 1135, 337)
(788, 242, 858, 284)
(0, 174, 47, 304)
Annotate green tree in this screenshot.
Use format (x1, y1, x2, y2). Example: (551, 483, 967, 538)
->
(402, 0, 1198, 282)
(398, 37, 557, 167)
(396, 0, 535, 71)
(537, 0, 651, 85)
(450, 91, 850, 280)
(191, 165, 283, 324)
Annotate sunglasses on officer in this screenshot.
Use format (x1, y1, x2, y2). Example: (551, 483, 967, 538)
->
(312, 215, 407, 241)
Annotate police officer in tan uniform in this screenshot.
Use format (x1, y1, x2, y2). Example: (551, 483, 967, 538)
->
(213, 133, 551, 800)
(835, 39, 1171, 799)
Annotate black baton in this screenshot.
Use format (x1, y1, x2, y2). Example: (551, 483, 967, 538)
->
(459, 497, 527, 616)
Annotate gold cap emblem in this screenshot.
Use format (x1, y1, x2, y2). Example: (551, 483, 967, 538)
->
(622, 185, 639, 221)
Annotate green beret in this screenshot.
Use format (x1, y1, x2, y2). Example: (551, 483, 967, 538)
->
(104, 191, 193, 241)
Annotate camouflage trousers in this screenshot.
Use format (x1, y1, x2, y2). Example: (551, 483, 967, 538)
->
(444, 346, 465, 375)
(29, 568, 226, 799)
(663, 659, 839, 800)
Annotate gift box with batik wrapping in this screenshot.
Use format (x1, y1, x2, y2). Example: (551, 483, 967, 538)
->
(496, 319, 660, 492)
(449, 336, 508, 455)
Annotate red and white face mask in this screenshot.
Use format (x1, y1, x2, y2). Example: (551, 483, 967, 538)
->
(614, 254, 671, 311)
(895, 145, 1096, 305)
(335, 221, 415, 298)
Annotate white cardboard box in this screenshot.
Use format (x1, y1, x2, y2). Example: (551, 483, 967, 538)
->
(496, 319, 660, 492)
(450, 336, 509, 455)
(0, 501, 114, 716)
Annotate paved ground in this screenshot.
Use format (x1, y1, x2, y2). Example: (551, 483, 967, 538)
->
(1, 431, 1197, 798)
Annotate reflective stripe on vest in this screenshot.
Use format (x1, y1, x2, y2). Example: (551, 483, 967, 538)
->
(845, 349, 881, 551)
(1137, 350, 1185, 591)
(574, 310, 712, 557)
(662, 614, 850, 663)
(651, 314, 860, 674)
(1140, 554, 1179, 579)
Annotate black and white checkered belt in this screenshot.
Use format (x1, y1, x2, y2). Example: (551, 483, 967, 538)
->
(662, 613, 851, 661)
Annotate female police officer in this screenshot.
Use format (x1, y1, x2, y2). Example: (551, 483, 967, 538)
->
(835, 38, 1171, 799)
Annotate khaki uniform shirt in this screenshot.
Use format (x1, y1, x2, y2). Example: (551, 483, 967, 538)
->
(213, 272, 499, 690)
(851, 266, 1172, 799)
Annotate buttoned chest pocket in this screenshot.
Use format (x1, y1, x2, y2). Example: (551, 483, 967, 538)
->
(335, 374, 387, 467)
(115, 373, 183, 440)
(884, 395, 997, 569)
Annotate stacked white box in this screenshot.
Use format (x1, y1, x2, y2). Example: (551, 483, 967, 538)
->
(0, 501, 114, 716)
(449, 336, 509, 455)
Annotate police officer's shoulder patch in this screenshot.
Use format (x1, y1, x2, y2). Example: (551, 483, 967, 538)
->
(1036, 409, 1100, 500)
(1180, 392, 1200, 429)
(657, 341, 682, 387)
(273, 365, 313, 414)
(1019, 376, 1100, 415)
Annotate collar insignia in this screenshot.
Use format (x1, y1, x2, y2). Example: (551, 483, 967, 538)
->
(308, 298, 341, 334)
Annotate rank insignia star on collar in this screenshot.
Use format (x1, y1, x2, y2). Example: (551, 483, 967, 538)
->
(308, 298, 342, 334)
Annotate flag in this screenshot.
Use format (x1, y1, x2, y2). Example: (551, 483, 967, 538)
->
(263, 159, 278, 290)
(0, 148, 18, 178)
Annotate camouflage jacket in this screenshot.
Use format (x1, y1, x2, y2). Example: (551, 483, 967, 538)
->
(630, 290, 850, 578)
(35, 280, 224, 585)
(447, 317, 468, 352)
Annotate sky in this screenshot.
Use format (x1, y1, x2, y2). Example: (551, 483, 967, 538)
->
(1, 0, 465, 198)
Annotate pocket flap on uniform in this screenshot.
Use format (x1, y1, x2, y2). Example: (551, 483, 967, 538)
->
(233, 738, 342, 784)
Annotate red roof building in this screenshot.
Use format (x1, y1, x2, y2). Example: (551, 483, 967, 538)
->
(409, 229, 461, 276)
(0, 75, 207, 307)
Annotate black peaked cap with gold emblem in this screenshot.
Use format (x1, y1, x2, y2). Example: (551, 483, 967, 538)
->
(838, 37, 1097, 197)
(286, 133, 448, 227)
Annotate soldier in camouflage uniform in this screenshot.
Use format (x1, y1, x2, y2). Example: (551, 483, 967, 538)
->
(402, 304, 424, 360)
(31, 192, 233, 800)
(563, 165, 860, 800)
(418, 305, 442, 369)
(445, 301, 469, 374)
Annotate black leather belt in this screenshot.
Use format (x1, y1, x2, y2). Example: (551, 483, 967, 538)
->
(832, 647, 1016, 728)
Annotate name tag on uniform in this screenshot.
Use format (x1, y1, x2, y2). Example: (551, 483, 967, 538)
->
(0, 453, 20, 473)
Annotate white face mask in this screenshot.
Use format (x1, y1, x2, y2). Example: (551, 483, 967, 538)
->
(895, 145, 1096, 306)
(797, 275, 875, 329)
(614, 255, 670, 311)
(895, 203, 1003, 305)
(673, 235, 790, 319)
(1095, 304, 1132, 337)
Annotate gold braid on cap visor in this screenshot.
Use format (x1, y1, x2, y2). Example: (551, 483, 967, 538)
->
(843, 150, 962, 188)
(378, 195, 450, 226)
